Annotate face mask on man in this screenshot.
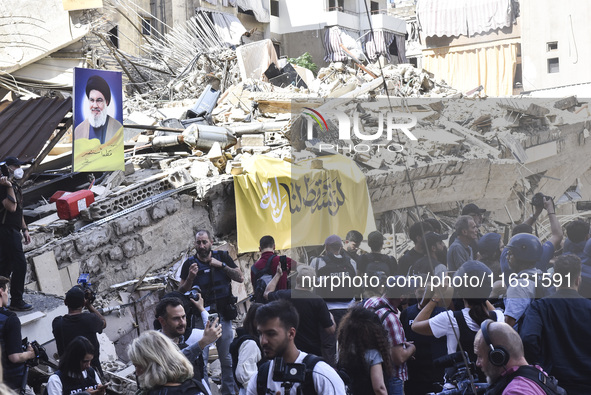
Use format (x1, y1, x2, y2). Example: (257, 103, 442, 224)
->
(12, 168, 23, 180)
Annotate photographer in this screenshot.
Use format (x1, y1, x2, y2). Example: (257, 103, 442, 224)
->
(246, 299, 345, 395)
(500, 194, 562, 275)
(178, 230, 243, 395)
(52, 286, 106, 376)
(0, 276, 36, 393)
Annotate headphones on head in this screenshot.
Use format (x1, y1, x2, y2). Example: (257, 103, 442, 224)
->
(480, 319, 510, 367)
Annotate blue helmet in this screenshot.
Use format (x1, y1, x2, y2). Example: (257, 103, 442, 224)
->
(506, 233, 542, 263)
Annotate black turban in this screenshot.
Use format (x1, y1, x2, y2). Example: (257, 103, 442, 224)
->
(85, 75, 111, 105)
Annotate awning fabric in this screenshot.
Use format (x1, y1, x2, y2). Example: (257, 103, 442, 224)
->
(423, 40, 518, 96)
(416, 0, 514, 38)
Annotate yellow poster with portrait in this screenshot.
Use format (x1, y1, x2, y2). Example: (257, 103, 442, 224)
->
(234, 154, 375, 252)
(73, 68, 124, 172)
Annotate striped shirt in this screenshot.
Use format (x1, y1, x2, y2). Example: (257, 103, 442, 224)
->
(363, 297, 408, 381)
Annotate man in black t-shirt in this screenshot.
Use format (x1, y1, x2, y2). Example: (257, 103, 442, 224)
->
(0, 157, 32, 311)
(178, 230, 244, 395)
(0, 276, 35, 392)
(52, 286, 106, 376)
(398, 221, 434, 275)
(265, 264, 336, 365)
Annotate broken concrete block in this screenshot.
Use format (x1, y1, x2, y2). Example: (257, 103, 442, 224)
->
(124, 162, 135, 176)
(554, 96, 577, 110)
(32, 250, 63, 295)
(526, 103, 550, 117)
(240, 134, 265, 147)
(168, 168, 193, 188)
(190, 160, 211, 179)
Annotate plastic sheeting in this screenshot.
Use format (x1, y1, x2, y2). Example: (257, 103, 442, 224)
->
(210, 12, 247, 47)
(323, 26, 364, 62)
(236, 0, 270, 23)
(423, 40, 518, 96)
(417, 0, 514, 38)
(236, 39, 278, 81)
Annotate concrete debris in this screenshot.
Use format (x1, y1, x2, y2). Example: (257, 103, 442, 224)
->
(5, 5, 591, 387)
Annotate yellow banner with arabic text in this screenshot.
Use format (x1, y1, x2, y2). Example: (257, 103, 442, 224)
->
(234, 155, 375, 252)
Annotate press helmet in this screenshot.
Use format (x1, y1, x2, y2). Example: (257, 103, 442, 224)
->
(506, 233, 542, 263)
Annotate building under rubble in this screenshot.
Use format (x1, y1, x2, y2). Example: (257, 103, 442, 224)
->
(0, 0, 590, 393)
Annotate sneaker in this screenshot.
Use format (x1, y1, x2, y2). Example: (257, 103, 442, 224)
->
(9, 301, 33, 311)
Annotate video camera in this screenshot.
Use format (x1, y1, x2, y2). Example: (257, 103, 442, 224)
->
(531, 192, 552, 209)
(21, 338, 49, 367)
(272, 357, 306, 383)
(184, 285, 201, 302)
(77, 273, 96, 304)
(427, 352, 488, 395)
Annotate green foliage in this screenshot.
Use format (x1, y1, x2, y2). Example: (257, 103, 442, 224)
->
(287, 52, 318, 76)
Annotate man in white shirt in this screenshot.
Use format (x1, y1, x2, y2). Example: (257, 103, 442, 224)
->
(246, 299, 345, 395)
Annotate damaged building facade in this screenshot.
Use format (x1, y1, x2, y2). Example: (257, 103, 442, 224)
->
(0, 0, 590, 393)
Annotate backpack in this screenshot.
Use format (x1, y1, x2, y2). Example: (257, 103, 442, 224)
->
(485, 365, 566, 395)
(256, 354, 351, 395)
(251, 254, 286, 303)
(229, 331, 265, 387)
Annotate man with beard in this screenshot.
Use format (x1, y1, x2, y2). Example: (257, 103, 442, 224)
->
(474, 321, 564, 394)
(179, 230, 244, 395)
(155, 297, 222, 394)
(0, 157, 32, 311)
(74, 75, 123, 144)
(247, 299, 345, 395)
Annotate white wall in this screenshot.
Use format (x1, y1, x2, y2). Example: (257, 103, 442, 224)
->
(272, 0, 401, 34)
(521, 0, 591, 91)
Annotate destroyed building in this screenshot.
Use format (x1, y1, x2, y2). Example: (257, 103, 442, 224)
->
(0, 0, 590, 393)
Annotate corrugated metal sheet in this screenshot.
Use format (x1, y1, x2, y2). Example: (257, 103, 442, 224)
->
(0, 97, 72, 163)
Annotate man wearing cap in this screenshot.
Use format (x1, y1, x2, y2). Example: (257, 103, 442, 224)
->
(447, 215, 479, 272)
(310, 235, 357, 327)
(52, 286, 106, 375)
(74, 75, 123, 144)
(0, 156, 32, 311)
(408, 232, 448, 277)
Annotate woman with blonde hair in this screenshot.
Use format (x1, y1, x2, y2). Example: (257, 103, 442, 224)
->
(128, 331, 207, 395)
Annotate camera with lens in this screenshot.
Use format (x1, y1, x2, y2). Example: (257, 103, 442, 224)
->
(531, 192, 551, 209)
(184, 285, 201, 302)
(427, 352, 488, 395)
(272, 357, 306, 383)
(21, 338, 49, 367)
(77, 273, 96, 305)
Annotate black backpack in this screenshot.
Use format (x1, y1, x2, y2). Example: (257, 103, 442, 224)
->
(256, 354, 350, 395)
(251, 254, 286, 303)
(485, 365, 566, 395)
(230, 332, 266, 387)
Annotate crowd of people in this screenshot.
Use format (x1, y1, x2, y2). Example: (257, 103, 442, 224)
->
(1, 182, 591, 395)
